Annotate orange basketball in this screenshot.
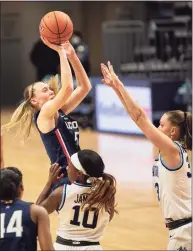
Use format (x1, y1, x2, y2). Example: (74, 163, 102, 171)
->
(39, 11, 73, 44)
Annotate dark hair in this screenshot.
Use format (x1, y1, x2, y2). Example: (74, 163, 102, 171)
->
(78, 149, 117, 221)
(6, 167, 23, 180)
(0, 168, 22, 200)
(166, 110, 192, 150)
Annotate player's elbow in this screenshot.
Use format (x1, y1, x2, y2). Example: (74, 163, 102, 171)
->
(84, 83, 92, 93)
(85, 79, 92, 92)
(63, 85, 73, 96)
(134, 108, 147, 125)
(67, 85, 74, 94)
(78, 82, 92, 95)
(87, 83, 92, 91)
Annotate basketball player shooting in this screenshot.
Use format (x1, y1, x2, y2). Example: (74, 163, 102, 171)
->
(2, 38, 92, 190)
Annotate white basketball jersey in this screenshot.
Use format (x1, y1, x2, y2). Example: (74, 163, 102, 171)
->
(152, 141, 192, 224)
(56, 182, 110, 242)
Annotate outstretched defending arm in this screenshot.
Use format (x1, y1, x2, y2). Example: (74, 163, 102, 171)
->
(101, 62, 180, 168)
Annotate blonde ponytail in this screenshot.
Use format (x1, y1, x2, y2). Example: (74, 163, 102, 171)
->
(1, 76, 60, 143)
(1, 99, 35, 143)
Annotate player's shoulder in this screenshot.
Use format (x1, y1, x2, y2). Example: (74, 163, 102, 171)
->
(173, 141, 189, 156)
(30, 203, 46, 215)
(12, 199, 32, 209)
(30, 204, 49, 224)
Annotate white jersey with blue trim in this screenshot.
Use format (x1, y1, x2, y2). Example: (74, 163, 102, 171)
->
(152, 141, 192, 223)
(57, 182, 110, 242)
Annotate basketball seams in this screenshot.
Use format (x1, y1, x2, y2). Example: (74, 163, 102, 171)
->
(60, 15, 68, 35)
(53, 11, 60, 44)
(42, 17, 58, 35)
(41, 30, 72, 40)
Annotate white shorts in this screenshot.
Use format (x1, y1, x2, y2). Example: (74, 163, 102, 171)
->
(54, 242, 103, 250)
(167, 222, 192, 250)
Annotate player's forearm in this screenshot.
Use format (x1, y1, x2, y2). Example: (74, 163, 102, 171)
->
(36, 181, 52, 205)
(68, 53, 92, 91)
(59, 51, 74, 94)
(115, 79, 146, 123)
(113, 86, 130, 115)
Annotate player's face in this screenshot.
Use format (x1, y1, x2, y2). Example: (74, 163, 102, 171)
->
(158, 114, 177, 139)
(67, 162, 79, 183)
(30, 82, 55, 108)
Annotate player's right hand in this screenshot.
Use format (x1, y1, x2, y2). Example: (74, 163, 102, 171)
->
(48, 163, 64, 184)
(61, 41, 76, 59)
(101, 61, 119, 89)
(40, 36, 66, 55)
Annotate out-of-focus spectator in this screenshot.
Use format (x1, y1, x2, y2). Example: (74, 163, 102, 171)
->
(174, 78, 192, 112)
(30, 39, 60, 81)
(30, 31, 91, 81)
(70, 31, 91, 76)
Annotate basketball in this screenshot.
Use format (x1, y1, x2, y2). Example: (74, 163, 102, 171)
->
(39, 11, 73, 44)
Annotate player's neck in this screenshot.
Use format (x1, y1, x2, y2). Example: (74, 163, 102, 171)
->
(76, 175, 87, 185)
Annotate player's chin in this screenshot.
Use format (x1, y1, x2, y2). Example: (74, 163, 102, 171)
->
(69, 176, 75, 183)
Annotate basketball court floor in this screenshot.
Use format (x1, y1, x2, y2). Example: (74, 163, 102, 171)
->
(1, 110, 168, 250)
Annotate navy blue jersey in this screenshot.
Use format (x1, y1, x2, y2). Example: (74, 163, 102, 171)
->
(34, 110, 80, 175)
(0, 199, 37, 251)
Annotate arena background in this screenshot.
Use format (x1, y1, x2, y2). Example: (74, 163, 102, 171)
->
(1, 1, 192, 250)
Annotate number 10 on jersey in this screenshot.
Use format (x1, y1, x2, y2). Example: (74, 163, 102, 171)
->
(70, 206, 98, 229)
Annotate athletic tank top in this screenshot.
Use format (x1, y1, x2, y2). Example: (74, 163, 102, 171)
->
(0, 199, 37, 251)
(34, 110, 80, 173)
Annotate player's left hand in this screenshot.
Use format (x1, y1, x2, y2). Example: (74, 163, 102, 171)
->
(48, 163, 64, 184)
(61, 41, 76, 59)
(101, 61, 119, 89)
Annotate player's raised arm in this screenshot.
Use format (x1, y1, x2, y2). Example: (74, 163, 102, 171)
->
(60, 42, 92, 115)
(100, 62, 181, 168)
(31, 204, 54, 251)
(39, 38, 73, 118)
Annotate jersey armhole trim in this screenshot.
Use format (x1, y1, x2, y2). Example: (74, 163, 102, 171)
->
(59, 109, 66, 116)
(74, 181, 92, 188)
(57, 184, 67, 212)
(160, 141, 184, 171)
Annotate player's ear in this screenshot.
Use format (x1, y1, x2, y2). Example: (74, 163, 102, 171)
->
(30, 98, 37, 106)
(170, 126, 177, 138)
(20, 182, 24, 192)
(77, 170, 82, 176)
